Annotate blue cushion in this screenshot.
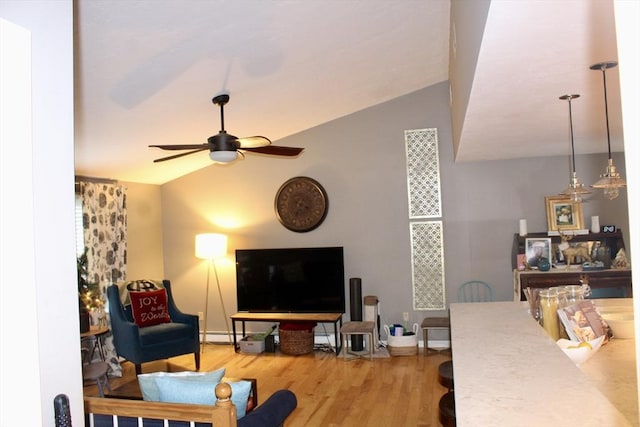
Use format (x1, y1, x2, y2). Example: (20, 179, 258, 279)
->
(138, 322, 194, 345)
(228, 381, 253, 418)
(155, 377, 252, 418)
(137, 368, 225, 402)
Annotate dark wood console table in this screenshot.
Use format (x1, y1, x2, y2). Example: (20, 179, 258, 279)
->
(230, 312, 343, 355)
(513, 268, 632, 301)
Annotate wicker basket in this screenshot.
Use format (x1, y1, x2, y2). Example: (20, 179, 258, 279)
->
(387, 344, 418, 356)
(279, 325, 315, 355)
(384, 323, 419, 356)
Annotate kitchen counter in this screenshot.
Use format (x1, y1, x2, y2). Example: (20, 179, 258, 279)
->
(584, 299, 638, 425)
(450, 301, 636, 426)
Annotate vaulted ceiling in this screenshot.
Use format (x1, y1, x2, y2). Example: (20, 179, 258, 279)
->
(74, 0, 621, 185)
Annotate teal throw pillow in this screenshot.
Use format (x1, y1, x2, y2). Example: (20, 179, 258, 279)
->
(137, 368, 225, 402)
(228, 380, 252, 418)
(155, 377, 252, 418)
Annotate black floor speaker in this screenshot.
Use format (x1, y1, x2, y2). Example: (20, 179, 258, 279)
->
(349, 277, 364, 351)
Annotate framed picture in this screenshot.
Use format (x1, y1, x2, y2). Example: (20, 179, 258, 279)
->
(545, 195, 584, 232)
(525, 237, 552, 267)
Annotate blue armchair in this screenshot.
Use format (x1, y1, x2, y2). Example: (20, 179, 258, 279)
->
(107, 280, 200, 374)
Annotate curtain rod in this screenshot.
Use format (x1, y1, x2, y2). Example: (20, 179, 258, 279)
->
(75, 176, 119, 194)
(75, 175, 118, 184)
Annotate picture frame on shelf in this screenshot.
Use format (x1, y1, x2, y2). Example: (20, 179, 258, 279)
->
(525, 237, 552, 268)
(545, 195, 584, 232)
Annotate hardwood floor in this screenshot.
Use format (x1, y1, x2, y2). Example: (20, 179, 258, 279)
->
(84, 344, 452, 427)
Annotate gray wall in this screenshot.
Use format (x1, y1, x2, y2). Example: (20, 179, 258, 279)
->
(138, 81, 628, 336)
(124, 181, 165, 280)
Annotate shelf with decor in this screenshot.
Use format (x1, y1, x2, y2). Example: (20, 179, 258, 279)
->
(511, 231, 631, 301)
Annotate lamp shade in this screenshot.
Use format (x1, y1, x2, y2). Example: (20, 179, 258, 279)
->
(195, 233, 227, 259)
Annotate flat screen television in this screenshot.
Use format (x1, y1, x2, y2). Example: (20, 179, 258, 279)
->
(235, 246, 345, 313)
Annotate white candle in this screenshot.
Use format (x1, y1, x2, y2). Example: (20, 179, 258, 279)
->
(591, 216, 600, 233)
(519, 219, 527, 237)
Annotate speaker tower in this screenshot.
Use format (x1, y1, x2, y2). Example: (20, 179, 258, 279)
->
(349, 277, 364, 351)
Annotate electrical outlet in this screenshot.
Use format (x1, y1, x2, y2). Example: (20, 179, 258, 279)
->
(403, 312, 409, 322)
(198, 311, 204, 321)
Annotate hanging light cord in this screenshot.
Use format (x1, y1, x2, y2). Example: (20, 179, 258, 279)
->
(568, 96, 577, 173)
(559, 94, 580, 175)
(590, 61, 619, 159)
(600, 65, 613, 159)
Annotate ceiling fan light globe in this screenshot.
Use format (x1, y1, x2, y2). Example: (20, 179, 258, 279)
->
(210, 151, 238, 163)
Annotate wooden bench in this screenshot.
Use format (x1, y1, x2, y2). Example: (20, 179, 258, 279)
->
(85, 379, 297, 427)
(85, 382, 238, 426)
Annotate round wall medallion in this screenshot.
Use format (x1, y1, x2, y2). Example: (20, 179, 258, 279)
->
(275, 176, 328, 232)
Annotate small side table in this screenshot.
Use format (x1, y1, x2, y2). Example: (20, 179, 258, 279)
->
(81, 325, 110, 361)
(421, 317, 450, 355)
(341, 321, 376, 360)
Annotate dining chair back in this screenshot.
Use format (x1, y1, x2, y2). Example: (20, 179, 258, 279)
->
(458, 280, 494, 303)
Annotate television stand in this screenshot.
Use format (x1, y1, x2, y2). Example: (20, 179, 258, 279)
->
(230, 312, 344, 355)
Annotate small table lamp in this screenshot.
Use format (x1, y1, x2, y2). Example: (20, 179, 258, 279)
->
(195, 233, 231, 349)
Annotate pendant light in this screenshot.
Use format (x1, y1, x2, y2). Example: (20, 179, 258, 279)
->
(560, 94, 590, 202)
(590, 61, 626, 200)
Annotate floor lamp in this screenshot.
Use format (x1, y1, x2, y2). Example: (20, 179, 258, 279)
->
(195, 233, 232, 350)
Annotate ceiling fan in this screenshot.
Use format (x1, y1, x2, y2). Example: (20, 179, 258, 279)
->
(149, 94, 304, 163)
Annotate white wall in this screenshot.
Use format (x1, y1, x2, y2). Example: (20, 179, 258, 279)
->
(614, 0, 640, 412)
(449, 0, 491, 156)
(1, 16, 42, 427)
(0, 2, 81, 426)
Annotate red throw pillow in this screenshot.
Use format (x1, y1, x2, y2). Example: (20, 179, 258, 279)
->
(129, 289, 172, 327)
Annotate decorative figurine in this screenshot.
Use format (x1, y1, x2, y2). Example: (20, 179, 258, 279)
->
(613, 248, 630, 269)
(562, 244, 592, 265)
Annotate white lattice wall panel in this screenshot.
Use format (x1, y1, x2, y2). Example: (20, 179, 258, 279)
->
(404, 129, 442, 218)
(410, 221, 445, 310)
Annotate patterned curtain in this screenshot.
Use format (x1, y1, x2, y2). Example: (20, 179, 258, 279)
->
(80, 181, 127, 376)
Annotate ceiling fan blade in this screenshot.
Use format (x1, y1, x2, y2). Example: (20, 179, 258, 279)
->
(153, 148, 209, 163)
(236, 136, 272, 148)
(242, 146, 304, 156)
(149, 144, 210, 151)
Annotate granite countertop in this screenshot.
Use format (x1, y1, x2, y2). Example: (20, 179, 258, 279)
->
(450, 301, 635, 427)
